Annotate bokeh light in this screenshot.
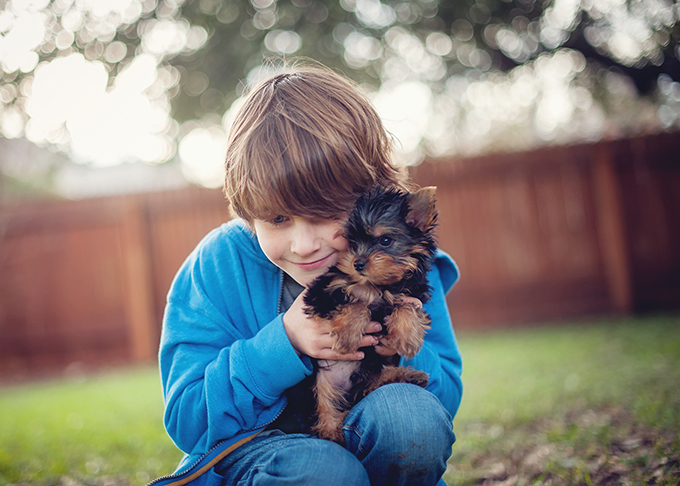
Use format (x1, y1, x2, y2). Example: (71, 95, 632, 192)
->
(0, 0, 677, 191)
(177, 124, 225, 188)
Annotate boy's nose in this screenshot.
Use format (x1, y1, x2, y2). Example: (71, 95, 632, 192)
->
(291, 223, 321, 255)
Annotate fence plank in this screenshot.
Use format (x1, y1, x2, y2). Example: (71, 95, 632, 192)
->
(592, 143, 633, 314)
(119, 196, 157, 362)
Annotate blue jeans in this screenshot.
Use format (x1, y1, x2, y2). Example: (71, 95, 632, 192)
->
(215, 383, 455, 485)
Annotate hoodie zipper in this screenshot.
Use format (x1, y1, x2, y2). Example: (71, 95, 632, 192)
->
(148, 272, 290, 486)
(276, 270, 284, 314)
(146, 436, 233, 486)
(146, 404, 288, 486)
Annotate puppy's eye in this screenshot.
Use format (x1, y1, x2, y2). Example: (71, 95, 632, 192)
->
(378, 236, 393, 247)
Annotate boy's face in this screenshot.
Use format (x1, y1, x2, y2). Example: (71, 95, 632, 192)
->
(253, 215, 349, 287)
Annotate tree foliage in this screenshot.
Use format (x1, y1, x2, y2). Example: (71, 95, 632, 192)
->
(167, 0, 680, 121)
(0, 0, 678, 168)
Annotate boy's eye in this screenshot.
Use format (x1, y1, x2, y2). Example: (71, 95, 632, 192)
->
(378, 236, 393, 247)
(270, 215, 288, 224)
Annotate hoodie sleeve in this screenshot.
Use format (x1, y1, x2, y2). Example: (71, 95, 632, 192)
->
(401, 250, 463, 418)
(159, 225, 313, 457)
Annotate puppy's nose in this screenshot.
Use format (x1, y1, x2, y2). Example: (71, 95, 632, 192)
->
(353, 259, 366, 272)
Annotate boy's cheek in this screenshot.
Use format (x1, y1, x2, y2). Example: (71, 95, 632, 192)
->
(336, 236, 350, 252)
(251, 223, 283, 263)
(331, 220, 350, 250)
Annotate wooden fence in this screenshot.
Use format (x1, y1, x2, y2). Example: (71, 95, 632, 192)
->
(0, 132, 678, 376)
(411, 132, 680, 328)
(0, 187, 233, 377)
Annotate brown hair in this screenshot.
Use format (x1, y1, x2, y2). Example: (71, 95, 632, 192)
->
(224, 62, 412, 223)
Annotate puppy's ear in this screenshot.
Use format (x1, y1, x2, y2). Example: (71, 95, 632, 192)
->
(406, 187, 437, 231)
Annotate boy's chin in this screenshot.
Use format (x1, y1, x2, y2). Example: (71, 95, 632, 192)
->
(283, 259, 338, 288)
(299, 272, 324, 288)
(289, 268, 329, 288)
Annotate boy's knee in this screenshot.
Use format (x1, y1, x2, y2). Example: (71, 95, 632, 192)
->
(344, 383, 455, 456)
(266, 439, 369, 485)
(360, 383, 451, 425)
(343, 384, 454, 485)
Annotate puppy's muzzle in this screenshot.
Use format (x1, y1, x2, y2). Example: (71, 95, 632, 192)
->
(353, 259, 367, 272)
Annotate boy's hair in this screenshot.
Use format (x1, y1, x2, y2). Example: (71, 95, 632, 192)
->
(224, 62, 412, 224)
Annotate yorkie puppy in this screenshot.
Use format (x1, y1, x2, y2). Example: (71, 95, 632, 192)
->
(303, 185, 439, 444)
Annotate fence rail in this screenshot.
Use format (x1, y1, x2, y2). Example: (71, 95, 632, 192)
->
(1, 132, 678, 376)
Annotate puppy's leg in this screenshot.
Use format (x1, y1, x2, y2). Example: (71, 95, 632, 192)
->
(359, 365, 429, 398)
(382, 302, 431, 359)
(329, 302, 371, 355)
(313, 370, 349, 445)
(376, 365, 429, 388)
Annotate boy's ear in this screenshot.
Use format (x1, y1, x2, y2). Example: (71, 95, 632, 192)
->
(406, 186, 437, 231)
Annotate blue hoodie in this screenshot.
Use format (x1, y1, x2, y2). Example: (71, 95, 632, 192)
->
(157, 219, 463, 483)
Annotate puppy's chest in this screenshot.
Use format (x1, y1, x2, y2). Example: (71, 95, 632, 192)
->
(347, 282, 397, 305)
(346, 283, 395, 324)
(316, 360, 358, 393)
(346, 282, 378, 302)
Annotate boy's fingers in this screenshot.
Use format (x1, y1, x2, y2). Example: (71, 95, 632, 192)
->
(320, 350, 364, 361)
(374, 341, 398, 357)
(324, 335, 376, 360)
(365, 321, 382, 333)
(321, 330, 376, 348)
(362, 335, 379, 347)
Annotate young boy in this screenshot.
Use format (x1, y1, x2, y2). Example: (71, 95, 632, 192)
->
(158, 64, 463, 486)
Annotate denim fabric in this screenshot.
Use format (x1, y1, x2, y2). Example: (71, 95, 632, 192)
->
(214, 383, 455, 486)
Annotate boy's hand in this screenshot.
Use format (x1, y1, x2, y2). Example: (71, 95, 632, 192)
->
(283, 292, 379, 361)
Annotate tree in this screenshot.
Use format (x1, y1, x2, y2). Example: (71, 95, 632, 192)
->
(171, 0, 680, 117)
(0, 0, 678, 177)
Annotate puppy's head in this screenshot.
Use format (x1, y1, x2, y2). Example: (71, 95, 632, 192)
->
(337, 186, 438, 286)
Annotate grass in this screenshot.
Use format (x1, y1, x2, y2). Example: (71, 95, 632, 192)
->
(0, 367, 183, 486)
(0, 314, 679, 485)
(445, 314, 680, 485)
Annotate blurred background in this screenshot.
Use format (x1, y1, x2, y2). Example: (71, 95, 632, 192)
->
(0, 0, 678, 379)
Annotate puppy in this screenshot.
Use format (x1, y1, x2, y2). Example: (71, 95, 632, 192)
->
(303, 186, 439, 444)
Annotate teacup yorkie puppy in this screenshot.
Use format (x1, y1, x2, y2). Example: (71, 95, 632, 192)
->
(303, 185, 439, 444)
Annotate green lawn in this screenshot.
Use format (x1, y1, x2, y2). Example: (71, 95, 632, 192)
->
(1, 314, 679, 485)
(446, 314, 680, 485)
(0, 367, 182, 485)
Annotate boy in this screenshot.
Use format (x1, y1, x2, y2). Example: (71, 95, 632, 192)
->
(158, 64, 463, 486)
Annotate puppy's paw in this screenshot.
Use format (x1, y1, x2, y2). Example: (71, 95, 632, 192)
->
(381, 332, 423, 360)
(328, 303, 371, 354)
(383, 304, 429, 359)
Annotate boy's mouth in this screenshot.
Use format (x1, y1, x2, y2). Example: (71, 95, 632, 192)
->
(293, 253, 335, 271)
